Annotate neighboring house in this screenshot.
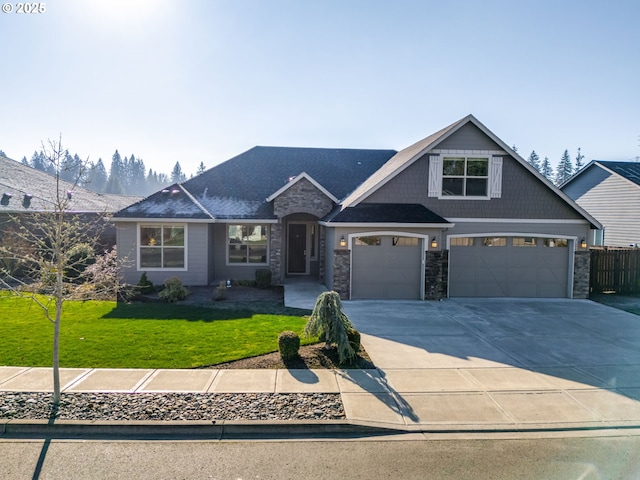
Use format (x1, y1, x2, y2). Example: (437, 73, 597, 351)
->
(561, 160, 640, 247)
(114, 115, 601, 300)
(0, 154, 141, 247)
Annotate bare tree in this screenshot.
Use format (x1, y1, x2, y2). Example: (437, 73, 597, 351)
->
(0, 136, 124, 405)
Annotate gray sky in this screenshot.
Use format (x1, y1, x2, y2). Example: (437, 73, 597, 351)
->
(1, 0, 638, 177)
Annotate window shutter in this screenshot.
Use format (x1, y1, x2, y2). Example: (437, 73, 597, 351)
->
(428, 156, 442, 197)
(490, 157, 503, 198)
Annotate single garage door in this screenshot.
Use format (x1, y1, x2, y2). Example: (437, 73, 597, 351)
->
(448, 236, 570, 298)
(351, 235, 422, 299)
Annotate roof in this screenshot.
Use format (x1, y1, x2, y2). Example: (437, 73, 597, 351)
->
(115, 146, 396, 220)
(0, 155, 141, 214)
(563, 160, 640, 189)
(322, 203, 451, 225)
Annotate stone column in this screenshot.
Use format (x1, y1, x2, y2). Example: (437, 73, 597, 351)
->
(573, 250, 591, 299)
(332, 249, 350, 300)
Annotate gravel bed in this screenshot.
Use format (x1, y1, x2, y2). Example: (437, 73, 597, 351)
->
(0, 392, 345, 421)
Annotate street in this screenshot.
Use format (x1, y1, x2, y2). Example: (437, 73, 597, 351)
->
(2, 433, 640, 479)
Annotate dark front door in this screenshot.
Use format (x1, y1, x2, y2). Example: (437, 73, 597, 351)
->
(288, 224, 307, 274)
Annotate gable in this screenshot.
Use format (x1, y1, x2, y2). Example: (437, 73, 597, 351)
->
(435, 122, 502, 151)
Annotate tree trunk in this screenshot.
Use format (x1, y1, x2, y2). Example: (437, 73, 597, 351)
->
(52, 272, 63, 406)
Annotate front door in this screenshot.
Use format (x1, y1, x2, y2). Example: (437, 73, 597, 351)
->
(288, 224, 307, 274)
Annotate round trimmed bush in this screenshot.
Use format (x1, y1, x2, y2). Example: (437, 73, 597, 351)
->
(278, 331, 300, 361)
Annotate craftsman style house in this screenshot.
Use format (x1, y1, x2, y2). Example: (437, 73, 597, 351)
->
(561, 160, 640, 247)
(114, 115, 601, 300)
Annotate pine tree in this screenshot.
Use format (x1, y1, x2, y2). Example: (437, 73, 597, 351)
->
(527, 150, 541, 172)
(196, 161, 206, 176)
(574, 147, 585, 173)
(105, 150, 125, 194)
(511, 144, 518, 153)
(541, 156, 554, 182)
(86, 159, 108, 192)
(555, 149, 573, 185)
(171, 161, 186, 183)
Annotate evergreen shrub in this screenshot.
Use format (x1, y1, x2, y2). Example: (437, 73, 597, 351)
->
(158, 277, 189, 303)
(255, 269, 272, 288)
(278, 330, 300, 360)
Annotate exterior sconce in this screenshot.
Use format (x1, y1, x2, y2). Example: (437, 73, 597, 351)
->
(580, 238, 587, 249)
(431, 237, 438, 249)
(339, 235, 347, 248)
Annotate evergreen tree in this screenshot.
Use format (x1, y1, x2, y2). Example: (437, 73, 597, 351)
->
(527, 150, 541, 172)
(105, 150, 125, 194)
(555, 149, 574, 185)
(86, 159, 108, 192)
(511, 144, 518, 153)
(0, 149, 5, 157)
(171, 161, 186, 183)
(128, 155, 146, 194)
(574, 147, 585, 173)
(196, 161, 206, 176)
(541, 156, 554, 182)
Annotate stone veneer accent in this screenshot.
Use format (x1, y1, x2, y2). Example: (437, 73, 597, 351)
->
(273, 178, 335, 219)
(573, 250, 591, 299)
(318, 226, 326, 283)
(332, 249, 350, 299)
(425, 250, 448, 300)
(269, 223, 283, 284)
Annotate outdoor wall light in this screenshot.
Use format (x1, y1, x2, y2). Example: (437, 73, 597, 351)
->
(431, 236, 438, 249)
(580, 238, 587, 249)
(339, 235, 347, 247)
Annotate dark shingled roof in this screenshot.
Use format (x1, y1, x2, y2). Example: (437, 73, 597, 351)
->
(323, 203, 450, 224)
(597, 161, 640, 187)
(115, 146, 396, 220)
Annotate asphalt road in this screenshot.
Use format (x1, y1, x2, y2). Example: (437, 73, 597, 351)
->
(2, 433, 640, 479)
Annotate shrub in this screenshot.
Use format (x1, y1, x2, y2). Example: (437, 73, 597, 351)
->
(255, 269, 272, 289)
(304, 291, 356, 365)
(158, 277, 189, 303)
(213, 280, 226, 301)
(347, 328, 361, 352)
(137, 272, 154, 294)
(278, 330, 300, 360)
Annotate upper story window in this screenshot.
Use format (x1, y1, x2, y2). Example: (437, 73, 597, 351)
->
(139, 224, 186, 270)
(228, 225, 268, 264)
(428, 153, 502, 199)
(442, 156, 489, 197)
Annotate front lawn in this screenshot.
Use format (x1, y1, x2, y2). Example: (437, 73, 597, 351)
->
(0, 294, 313, 368)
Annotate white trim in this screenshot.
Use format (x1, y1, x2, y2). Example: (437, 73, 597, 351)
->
(319, 221, 454, 229)
(266, 172, 339, 203)
(137, 223, 188, 272)
(115, 217, 279, 224)
(438, 154, 492, 200)
(431, 149, 507, 155)
(446, 218, 589, 224)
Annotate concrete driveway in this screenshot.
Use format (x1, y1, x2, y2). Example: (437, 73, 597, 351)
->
(340, 298, 640, 430)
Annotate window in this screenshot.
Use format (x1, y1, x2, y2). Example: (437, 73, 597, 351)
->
(393, 236, 419, 246)
(139, 224, 185, 269)
(513, 237, 537, 247)
(483, 237, 506, 247)
(544, 238, 568, 248)
(228, 225, 268, 264)
(355, 236, 381, 246)
(450, 237, 475, 247)
(442, 156, 489, 197)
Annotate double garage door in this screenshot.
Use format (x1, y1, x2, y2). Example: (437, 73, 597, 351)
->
(351, 235, 423, 299)
(448, 236, 570, 298)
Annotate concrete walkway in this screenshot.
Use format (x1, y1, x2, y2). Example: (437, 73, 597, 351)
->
(2, 284, 640, 436)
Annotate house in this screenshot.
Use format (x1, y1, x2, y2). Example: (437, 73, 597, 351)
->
(561, 160, 640, 247)
(0, 154, 141, 248)
(113, 115, 601, 300)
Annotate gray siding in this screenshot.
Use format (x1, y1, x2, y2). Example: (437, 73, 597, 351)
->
(211, 223, 271, 282)
(565, 167, 640, 247)
(115, 221, 209, 287)
(366, 152, 583, 220)
(436, 123, 501, 151)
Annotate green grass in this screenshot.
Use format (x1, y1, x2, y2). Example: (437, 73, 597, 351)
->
(0, 294, 313, 369)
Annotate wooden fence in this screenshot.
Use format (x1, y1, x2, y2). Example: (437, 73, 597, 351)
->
(590, 247, 640, 294)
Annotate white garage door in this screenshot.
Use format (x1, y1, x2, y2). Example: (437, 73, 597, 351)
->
(448, 236, 570, 298)
(352, 235, 423, 299)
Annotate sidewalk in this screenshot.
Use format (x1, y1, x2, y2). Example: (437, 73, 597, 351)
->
(3, 284, 640, 437)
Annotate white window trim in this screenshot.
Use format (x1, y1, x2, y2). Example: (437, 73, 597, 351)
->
(429, 153, 502, 200)
(137, 223, 188, 271)
(226, 224, 270, 266)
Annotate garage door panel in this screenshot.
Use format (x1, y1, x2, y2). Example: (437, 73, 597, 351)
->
(449, 237, 569, 298)
(352, 236, 422, 299)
